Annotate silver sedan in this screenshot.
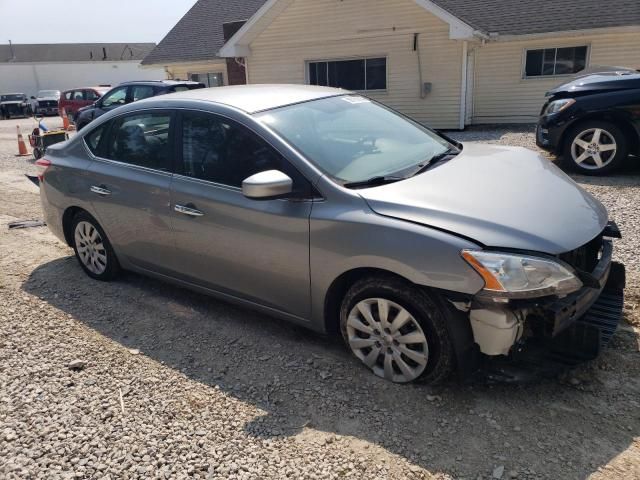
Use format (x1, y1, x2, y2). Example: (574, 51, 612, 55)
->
(36, 85, 624, 384)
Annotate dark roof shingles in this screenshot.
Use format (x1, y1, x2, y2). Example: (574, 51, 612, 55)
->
(142, 0, 266, 65)
(0, 43, 156, 63)
(432, 0, 640, 35)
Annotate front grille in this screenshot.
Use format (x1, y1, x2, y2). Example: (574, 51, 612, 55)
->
(558, 231, 603, 273)
(39, 100, 57, 108)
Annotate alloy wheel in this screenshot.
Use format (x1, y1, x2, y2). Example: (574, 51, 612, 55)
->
(571, 128, 617, 170)
(346, 298, 429, 383)
(74, 221, 108, 275)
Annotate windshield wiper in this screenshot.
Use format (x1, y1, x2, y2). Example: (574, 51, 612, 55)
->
(343, 175, 404, 189)
(407, 148, 460, 177)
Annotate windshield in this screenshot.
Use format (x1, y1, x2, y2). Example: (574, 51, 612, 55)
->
(1, 94, 24, 101)
(38, 90, 60, 97)
(256, 95, 452, 183)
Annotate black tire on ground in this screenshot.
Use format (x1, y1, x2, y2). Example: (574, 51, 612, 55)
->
(339, 275, 455, 384)
(70, 211, 120, 281)
(561, 120, 628, 175)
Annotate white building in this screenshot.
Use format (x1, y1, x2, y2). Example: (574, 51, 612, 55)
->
(0, 43, 166, 97)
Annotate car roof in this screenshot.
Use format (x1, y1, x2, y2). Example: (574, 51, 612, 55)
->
(118, 79, 202, 87)
(146, 84, 347, 113)
(1, 92, 26, 95)
(63, 86, 111, 92)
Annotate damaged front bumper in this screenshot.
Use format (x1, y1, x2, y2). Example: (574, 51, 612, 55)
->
(466, 230, 625, 382)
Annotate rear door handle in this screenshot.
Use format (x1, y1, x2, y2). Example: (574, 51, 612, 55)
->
(90, 185, 112, 196)
(174, 204, 204, 217)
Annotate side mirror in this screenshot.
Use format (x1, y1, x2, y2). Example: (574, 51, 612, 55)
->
(242, 170, 293, 200)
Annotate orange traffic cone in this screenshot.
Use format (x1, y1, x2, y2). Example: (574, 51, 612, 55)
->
(61, 107, 70, 130)
(16, 125, 30, 157)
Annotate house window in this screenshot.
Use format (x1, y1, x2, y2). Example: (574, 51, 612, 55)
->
(188, 72, 224, 87)
(524, 46, 588, 77)
(308, 57, 387, 91)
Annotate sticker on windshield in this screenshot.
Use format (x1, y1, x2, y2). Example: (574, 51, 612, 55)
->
(342, 96, 371, 104)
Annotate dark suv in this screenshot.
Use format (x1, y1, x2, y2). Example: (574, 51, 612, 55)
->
(75, 80, 205, 130)
(536, 70, 640, 175)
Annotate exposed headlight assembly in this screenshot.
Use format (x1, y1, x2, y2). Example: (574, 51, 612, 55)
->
(544, 98, 575, 115)
(462, 250, 583, 298)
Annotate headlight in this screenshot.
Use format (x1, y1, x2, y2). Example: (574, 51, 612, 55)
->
(544, 98, 575, 115)
(462, 250, 582, 298)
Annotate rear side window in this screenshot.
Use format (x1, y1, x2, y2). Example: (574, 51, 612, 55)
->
(131, 85, 155, 101)
(84, 124, 106, 155)
(64, 91, 72, 100)
(73, 91, 85, 100)
(104, 111, 172, 171)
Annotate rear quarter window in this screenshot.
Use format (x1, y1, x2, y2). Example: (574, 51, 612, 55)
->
(84, 124, 106, 155)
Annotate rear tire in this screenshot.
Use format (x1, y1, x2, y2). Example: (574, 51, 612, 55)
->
(561, 120, 628, 175)
(339, 275, 454, 384)
(71, 211, 120, 281)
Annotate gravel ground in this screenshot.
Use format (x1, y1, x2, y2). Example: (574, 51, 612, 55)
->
(1, 118, 639, 480)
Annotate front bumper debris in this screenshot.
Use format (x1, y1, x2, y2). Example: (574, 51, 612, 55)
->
(478, 261, 625, 383)
(471, 225, 625, 383)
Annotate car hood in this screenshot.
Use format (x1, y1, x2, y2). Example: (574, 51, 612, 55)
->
(546, 72, 640, 97)
(359, 143, 607, 255)
(0, 100, 25, 105)
(37, 96, 59, 101)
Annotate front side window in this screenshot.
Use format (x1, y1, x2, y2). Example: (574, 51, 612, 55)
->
(309, 57, 387, 91)
(105, 112, 172, 171)
(188, 73, 224, 87)
(257, 95, 452, 184)
(524, 46, 588, 77)
(86, 90, 100, 101)
(101, 87, 128, 108)
(180, 111, 301, 189)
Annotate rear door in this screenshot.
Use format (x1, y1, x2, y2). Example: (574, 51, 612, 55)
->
(169, 110, 313, 319)
(84, 110, 175, 273)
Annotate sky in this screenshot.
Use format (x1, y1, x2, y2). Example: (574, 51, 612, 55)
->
(0, 0, 197, 44)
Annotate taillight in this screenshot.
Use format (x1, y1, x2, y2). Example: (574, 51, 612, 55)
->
(35, 158, 51, 182)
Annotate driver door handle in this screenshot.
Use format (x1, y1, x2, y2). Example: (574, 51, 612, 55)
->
(90, 185, 112, 196)
(174, 204, 204, 217)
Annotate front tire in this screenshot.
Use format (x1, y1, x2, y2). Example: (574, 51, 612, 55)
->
(71, 212, 120, 281)
(561, 120, 628, 175)
(340, 276, 454, 384)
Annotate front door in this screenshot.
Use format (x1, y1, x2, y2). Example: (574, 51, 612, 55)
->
(84, 110, 176, 273)
(169, 110, 312, 319)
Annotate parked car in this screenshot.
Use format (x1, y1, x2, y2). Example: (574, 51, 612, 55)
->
(35, 90, 61, 116)
(0, 93, 30, 118)
(37, 85, 625, 384)
(59, 87, 110, 121)
(537, 70, 640, 175)
(74, 80, 205, 130)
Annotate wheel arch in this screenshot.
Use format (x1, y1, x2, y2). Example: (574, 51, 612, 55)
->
(323, 268, 411, 335)
(62, 206, 89, 246)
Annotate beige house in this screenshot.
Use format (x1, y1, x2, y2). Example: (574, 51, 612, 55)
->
(219, 0, 640, 129)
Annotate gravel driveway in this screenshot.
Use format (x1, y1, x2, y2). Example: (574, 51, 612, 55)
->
(1, 119, 639, 480)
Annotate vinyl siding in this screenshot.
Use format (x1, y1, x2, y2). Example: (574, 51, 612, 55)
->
(472, 30, 640, 124)
(246, 0, 464, 129)
(165, 62, 229, 85)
